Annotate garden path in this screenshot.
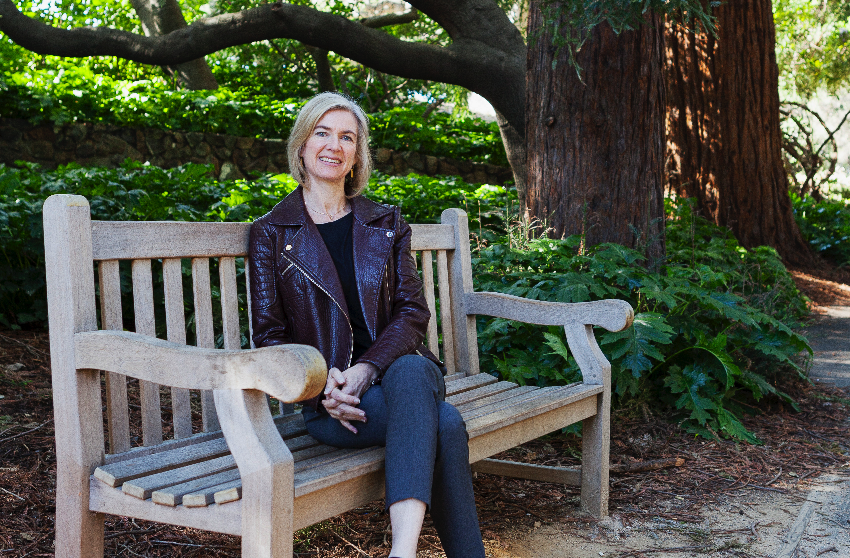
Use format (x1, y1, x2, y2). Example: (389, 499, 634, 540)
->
(802, 305, 850, 388)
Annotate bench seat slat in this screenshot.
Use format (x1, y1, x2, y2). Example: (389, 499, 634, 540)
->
(465, 384, 603, 437)
(444, 373, 497, 396)
(149, 440, 333, 507)
(456, 385, 539, 415)
(445, 381, 518, 407)
(153, 468, 242, 507)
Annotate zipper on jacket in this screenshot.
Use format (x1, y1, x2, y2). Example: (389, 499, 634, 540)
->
(281, 253, 354, 369)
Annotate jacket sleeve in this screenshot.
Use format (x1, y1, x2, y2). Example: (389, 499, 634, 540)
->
(249, 220, 292, 348)
(356, 210, 431, 374)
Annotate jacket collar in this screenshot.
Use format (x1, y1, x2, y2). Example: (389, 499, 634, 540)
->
(267, 187, 395, 340)
(266, 186, 393, 227)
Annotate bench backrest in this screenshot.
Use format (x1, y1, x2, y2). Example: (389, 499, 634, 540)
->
(47, 195, 478, 456)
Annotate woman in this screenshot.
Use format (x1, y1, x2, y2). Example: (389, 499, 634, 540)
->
(249, 92, 485, 558)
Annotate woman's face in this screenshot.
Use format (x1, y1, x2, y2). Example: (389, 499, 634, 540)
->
(300, 109, 359, 189)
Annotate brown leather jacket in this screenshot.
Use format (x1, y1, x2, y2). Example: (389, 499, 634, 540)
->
(248, 186, 442, 409)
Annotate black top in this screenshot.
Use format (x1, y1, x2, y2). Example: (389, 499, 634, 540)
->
(315, 212, 373, 363)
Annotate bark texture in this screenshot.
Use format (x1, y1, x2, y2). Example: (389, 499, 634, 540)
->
(665, 0, 814, 266)
(526, 3, 666, 265)
(130, 0, 218, 90)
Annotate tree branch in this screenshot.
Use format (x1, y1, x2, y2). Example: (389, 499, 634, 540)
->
(360, 9, 419, 28)
(0, 1, 508, 87)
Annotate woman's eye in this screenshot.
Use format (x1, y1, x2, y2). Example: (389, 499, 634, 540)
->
(342, 135, 354, 142)
(315, 131, 327, 136)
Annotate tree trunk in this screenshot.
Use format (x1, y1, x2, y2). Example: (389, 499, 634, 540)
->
(525, 3, 666, 267)
(130, 0, 218, 90)
(665, 0, 814, 266)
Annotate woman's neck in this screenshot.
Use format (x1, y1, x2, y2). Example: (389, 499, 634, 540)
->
(303, 180, 349, 224)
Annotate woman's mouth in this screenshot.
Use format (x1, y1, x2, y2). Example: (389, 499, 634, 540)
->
(319, 157, 341, 164)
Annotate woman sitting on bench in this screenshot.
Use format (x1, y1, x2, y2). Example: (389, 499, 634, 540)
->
(248, 92, 486, 558)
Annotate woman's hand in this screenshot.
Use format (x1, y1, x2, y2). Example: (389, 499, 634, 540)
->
(322, 362, 379, 433)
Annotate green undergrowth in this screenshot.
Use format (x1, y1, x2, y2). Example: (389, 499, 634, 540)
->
(474, 199, 811, 443)
(792, 191, 850, 267)
(0, 161, 812, 442)
(0, 69, 507, 165)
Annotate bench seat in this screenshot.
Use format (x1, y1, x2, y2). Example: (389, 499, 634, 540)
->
(89, 375, 602, 535)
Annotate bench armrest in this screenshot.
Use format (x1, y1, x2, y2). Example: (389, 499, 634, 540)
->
(75, 330, 327, 403)
(465, 292, 634, 386)
(465, 292, 633, 332)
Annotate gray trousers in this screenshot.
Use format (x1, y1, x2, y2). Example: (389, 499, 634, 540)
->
(302, 355, 485, 558)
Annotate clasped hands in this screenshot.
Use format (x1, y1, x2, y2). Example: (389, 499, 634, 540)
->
(322, 362, 379, 433)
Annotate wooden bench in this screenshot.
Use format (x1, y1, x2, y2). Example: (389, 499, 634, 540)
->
(44, 193, 633, 557)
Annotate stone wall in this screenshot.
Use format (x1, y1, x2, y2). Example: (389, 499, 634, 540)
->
(0, 118, 513, 185)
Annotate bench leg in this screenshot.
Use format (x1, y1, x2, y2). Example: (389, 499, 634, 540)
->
(241, 465, 294, 558)
(580, 392, 610, 518)
(55, 466, 104, 558)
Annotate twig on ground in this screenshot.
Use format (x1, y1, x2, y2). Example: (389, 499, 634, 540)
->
(0, 486, 24, 501)
(327, 529, 371, 558)
(0, 419, 53, 444)
(612, 457, 686, 474)
(817, 546, 838, 556)
(0, 333, 48, 359)
(768, 467, 783, 486)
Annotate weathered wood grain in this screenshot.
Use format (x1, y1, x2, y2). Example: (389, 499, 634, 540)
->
(466, 292, 634, 332)
(131, 258, 163, 447)
(471, 459, 581, 486)
(43, 195, 106, 557)
(408, 224, 455, 250)
(444, 373, 498, 397)
(98, 259, 130, 455)
(91, 221, 250, 260)
(436, 249, 456, 374)
(441, 209, 479, 375)
(191, 257, 220, 432)
(76, 331, 327, 403)
(419, 250, 440, 356)
(163, 257, 193, 439)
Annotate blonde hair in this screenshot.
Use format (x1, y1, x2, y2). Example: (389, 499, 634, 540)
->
(287, 92, 372, 197)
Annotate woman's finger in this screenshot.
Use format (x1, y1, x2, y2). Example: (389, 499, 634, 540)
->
(338, 418, 358, 434)
(328, 388, 360, 406)
(324, 367, 345, 395)
(330, 402, 366, 422)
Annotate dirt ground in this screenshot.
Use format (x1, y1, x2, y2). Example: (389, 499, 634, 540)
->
(1, 270, 849, 557)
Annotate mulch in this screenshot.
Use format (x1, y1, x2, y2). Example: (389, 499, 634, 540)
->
(1, 265, 848, 557)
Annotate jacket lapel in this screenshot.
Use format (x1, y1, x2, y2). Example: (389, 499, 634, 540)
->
(351, 196, 394, 341)
(267, 187, 349, 318)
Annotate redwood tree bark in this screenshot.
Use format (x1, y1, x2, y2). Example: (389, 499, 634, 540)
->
(665, 0, 814, 266)
(526, 3, 666, 266)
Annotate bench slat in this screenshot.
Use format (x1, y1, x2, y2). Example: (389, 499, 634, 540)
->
(184, 445, 343, 508)
(131, 259, 163, 447)
(420, 250, 440, 356)
(436, 250, 455, 374)
(191, 257, 220, 432)
(163, 257, 193, 439)
(153, 468, 242, 507)
(444, 373, 497, 396)
(465, 384, 602, 438)
(445, 381, 518, 407)
(456, 385, 539, 416)
(98, 260, 131, 454)
(122, 434, 323, 500)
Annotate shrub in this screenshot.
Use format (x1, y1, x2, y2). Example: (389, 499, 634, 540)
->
(792, 191, 850, 267)
(474, 199, 810, 443)
(0, 163, 811, 442)
(0, 68, 507, 165)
